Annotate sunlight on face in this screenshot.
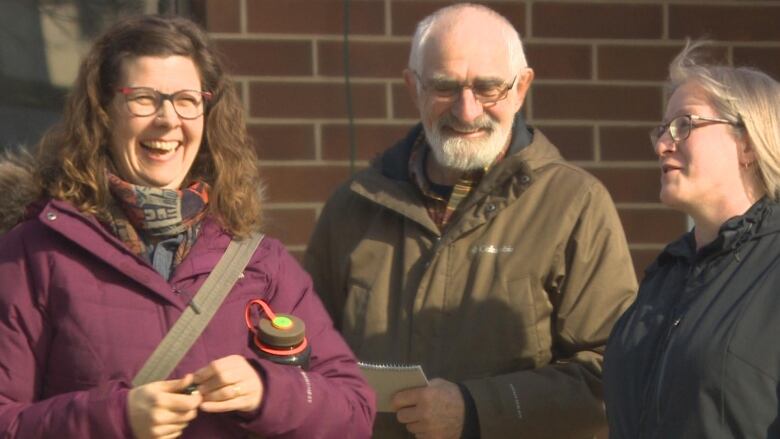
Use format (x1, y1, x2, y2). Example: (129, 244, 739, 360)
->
(108, 55, 204, 189)
(416, 13, 523, 171)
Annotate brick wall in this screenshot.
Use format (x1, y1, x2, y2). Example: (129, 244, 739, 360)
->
(200, 0, 780, 277)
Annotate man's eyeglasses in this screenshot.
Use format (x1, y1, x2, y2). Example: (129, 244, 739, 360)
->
(650, 114, 741, 145)
(117, 87, 213, 120)
(413, 71, 517, 106)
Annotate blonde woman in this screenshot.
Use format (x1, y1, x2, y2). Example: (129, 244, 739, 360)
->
(604, 42, 780, 438)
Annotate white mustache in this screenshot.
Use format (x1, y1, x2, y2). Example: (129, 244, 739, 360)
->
(436, 114, 496, 133)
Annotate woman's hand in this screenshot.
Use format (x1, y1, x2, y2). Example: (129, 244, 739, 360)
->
(128, 374, 202, 439)
(191, 354, 264, 413)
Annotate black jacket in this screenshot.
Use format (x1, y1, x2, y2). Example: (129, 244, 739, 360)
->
(604, 198, 780, 438)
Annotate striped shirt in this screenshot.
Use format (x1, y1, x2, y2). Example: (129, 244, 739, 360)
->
(408, 132, 506, 230)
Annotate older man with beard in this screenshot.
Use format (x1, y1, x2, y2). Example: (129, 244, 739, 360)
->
(304, 3, 637, 439)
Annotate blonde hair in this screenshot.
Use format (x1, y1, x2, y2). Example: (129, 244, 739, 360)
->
(668, 40, 780, 201)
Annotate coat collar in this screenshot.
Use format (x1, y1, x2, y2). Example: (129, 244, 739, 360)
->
(655, 197, 780, 268)
(375, 111, 534, 182)
(37, 199, 232, 309)
(349, 114, 563, 238)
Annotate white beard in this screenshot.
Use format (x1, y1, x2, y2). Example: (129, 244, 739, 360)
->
(423, 113, 509, 171)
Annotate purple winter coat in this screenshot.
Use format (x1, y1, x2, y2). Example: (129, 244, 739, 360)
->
(0, 198, 375, 438)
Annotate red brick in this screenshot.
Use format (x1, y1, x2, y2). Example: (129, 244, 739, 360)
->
(263, 208, 317, 246)
(670, 5, 780, 42)
(215, 40, 312, 76)
(249, 124, 316, 160)
(318, 41, 409, 78)
(321, 124, 414, 160)
(533, 3, 661, 39)
(598, 45, 681, 82)
(525, 44, 591, 80)
(392, 83, 419, 119)
(535, 125, 594, 161)
(589, 168, 661, 203)
(733, 47, 780, 81)
(202, 0, 240, 33)
(392, 1, 526, 37)
(249, 82, 386, 118)
(599, 44, 729, 82)
(261, 165, 352, 203)
(247, 0, 384, 35)
(631, 249, 662, 281)
(533, 85, 662, 121)
(600, 126, 657, 162)
(619, 208, 688, 245)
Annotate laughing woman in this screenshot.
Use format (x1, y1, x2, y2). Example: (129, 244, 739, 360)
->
(0, 15, 373, 438)
(604, 42, 780, 438)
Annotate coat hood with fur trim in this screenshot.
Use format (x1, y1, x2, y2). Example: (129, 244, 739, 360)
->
(0, 149, 41, 235)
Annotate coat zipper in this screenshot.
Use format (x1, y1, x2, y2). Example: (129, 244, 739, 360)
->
(638, 310, 682, 439)
(638, 264, 696, 438)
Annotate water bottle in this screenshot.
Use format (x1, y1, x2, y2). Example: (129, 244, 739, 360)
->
(245, 299, 311, 369)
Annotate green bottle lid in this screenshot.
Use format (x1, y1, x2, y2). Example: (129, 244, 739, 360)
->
(272, 316, 293, 329)
(259, 314, 306, 348)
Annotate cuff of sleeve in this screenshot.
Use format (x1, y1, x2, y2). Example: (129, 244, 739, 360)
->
(457, 382, 480, 439)
(98, 381, 134, 438)
(236, 357, 314, 435)
(463, 369, 605, 439)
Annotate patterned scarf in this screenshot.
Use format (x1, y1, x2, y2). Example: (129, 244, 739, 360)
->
(105, 173, 210, 267)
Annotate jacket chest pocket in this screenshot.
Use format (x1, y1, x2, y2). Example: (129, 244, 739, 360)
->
(726, 302, 780, 382)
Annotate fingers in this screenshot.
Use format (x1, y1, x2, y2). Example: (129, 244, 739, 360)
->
(190, 355, 264, 413)
(131, 377, 202, 412)
(147, 420, 191, 438)
(192, 355, 245, 398)
(198, 389, 257, 413)
(391, 386, 425, 411)
(162, 373, 196, 393)
(392, 379, 465, 439)
(201, 383, 244, 402)
(128, 376, 203, 439)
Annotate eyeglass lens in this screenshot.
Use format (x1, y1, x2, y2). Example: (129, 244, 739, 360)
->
(669, 116, 691, 141)
(651, 116, 691, 144)
(434, 83, 508, 102)
(124, 88, 206, 119)
(417, 73, 514, 104)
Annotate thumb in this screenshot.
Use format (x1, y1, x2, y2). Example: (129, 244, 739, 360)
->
(156, 373, 196, 394)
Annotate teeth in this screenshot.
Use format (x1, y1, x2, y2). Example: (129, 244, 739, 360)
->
(142, 140, 179, 152)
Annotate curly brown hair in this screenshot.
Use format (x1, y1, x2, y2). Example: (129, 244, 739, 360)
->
(35, 14, 263, 237)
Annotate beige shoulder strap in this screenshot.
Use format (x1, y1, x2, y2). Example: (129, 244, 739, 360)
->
(132, 232, 265, 387)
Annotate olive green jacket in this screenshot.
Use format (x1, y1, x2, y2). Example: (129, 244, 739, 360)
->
(304, 123, 638, 438)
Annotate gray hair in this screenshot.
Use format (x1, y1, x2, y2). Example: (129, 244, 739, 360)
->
(667, 40, 780, 201)
(407, 3, 527, 74)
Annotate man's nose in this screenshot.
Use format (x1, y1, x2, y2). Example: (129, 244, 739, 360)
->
(450, 88, 484, 124)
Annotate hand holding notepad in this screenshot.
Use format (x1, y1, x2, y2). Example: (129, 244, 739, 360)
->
(358, 362, 429, 412)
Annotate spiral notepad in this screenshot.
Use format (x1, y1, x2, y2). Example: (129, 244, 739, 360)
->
(358, 362, 429, 412)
